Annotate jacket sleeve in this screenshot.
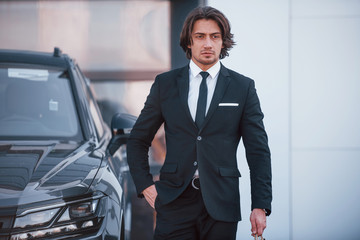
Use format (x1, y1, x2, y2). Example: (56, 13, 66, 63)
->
(126, 76, 164, 197)
(240, 79, 272, 215)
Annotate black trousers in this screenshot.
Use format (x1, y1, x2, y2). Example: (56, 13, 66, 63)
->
(154, 182, 238, 240)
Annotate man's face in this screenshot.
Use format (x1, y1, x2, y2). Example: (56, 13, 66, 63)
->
(188, 19, 223, 71)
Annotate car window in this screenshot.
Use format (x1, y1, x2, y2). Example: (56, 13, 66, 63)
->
(89, 99, 104, 138)
(75, 66, 104, 139)
(0, 64, 83, 141)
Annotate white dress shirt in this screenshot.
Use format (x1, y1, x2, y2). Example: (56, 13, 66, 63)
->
(188, 60, 221, 122)
(188, 60, 221, 179)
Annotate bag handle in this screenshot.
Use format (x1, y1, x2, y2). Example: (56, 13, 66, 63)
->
(254, 235, 265, 240)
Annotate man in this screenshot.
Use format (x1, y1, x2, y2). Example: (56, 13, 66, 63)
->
(127, 6, 272, 240)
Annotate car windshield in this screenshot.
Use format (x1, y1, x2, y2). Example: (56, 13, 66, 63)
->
(0, 64, 83, 141)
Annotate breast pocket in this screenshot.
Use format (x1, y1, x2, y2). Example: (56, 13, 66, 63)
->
(217, 102, 242, 115)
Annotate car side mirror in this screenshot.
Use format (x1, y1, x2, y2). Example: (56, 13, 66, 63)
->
(107, 113, 137, 156)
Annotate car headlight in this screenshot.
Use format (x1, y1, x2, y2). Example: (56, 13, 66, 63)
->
(10, 193, 105, 240)
(13, 208, 60, 229)
(59, 199, 99, 221)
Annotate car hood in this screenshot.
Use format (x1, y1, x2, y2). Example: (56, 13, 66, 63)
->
(0, 141, 103, 207)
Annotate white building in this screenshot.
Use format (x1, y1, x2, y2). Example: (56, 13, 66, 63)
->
(208, 1, 360, 239)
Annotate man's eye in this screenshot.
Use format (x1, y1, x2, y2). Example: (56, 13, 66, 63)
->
(212, 35, 221, 39)
(195, 35, 204, 39)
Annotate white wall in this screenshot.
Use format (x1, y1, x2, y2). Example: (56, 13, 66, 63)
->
(208, 0, 360, 239)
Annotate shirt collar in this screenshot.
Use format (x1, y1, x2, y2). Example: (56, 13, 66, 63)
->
(189, 60, 221, 79)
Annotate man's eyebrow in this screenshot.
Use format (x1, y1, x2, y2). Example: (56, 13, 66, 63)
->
(193, 32, 222, 35)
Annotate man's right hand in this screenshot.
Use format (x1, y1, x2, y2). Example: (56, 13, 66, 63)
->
(250, 208, 267, 237)
(142, 184, 158, 209)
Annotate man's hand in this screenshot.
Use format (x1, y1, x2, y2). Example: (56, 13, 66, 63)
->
(250, 208, 267, 237)
(142, 184, 158, 209)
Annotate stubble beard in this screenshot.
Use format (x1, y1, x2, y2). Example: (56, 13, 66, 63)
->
(193, 55, 218, 69)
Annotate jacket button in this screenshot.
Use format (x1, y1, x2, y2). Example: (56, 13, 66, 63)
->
(197, 136, 202, 141)
(194, 161, 198, 166)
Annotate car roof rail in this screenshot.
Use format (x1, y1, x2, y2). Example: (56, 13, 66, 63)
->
(53, 47, 62, 57)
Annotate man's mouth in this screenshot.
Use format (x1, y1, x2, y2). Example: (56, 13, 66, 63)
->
(201, 51, 214, 55)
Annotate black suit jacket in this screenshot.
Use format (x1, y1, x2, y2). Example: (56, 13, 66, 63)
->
(127, 63, 272, 222)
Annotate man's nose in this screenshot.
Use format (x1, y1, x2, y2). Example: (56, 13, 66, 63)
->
(204, 36, 212, 48)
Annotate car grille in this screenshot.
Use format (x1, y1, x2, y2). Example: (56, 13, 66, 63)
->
(0, 216, 14, 230)
(0, 207, 16, 240)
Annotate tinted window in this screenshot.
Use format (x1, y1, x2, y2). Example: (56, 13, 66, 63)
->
(75, 66, 104, 139)
(0, 65, 83, 141)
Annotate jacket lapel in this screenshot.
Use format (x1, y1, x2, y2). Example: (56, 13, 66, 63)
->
(200, 64, 231, 131)
(176, 65, 198, 129)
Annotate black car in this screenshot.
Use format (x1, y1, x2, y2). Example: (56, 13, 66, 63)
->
(0, 48, 136, 240)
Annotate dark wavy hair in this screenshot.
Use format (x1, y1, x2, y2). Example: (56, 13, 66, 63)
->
(180, 6, 235, 59)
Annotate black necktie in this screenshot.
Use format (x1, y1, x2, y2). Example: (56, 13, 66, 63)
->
(195, 71, 209, 128)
